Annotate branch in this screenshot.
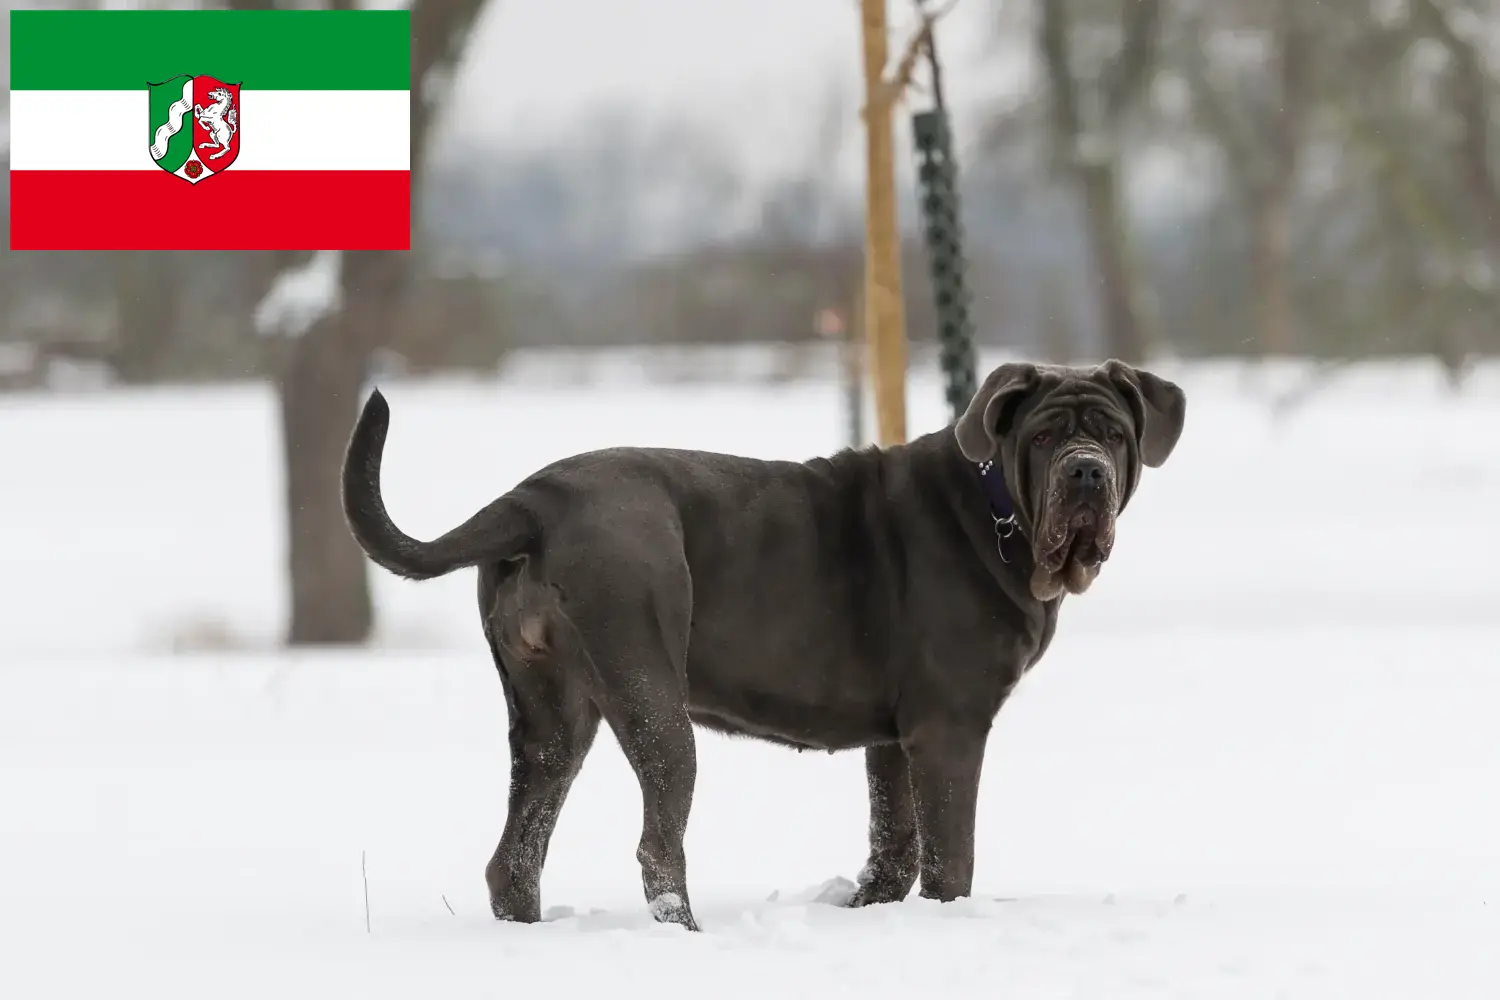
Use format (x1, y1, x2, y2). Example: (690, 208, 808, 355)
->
(864, 0, 959, 118)
(1171, 10, 1266, 194)
(225, 0, 490, 180)
(1037, 0, 1082, 145)
(1102, 0, 1162, 120)
(409, 0, 491, 177)
(1270, 0, 1308, 177)
(1327, 94, 1470, 298)
(1410, 0, 1500, 254)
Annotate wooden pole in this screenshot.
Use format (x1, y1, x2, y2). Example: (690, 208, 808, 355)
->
(859, 0, 909, 446)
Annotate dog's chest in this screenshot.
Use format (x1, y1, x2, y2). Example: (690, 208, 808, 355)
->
(903, 613, 1040, 717)
(1024, 604, 1061, 673)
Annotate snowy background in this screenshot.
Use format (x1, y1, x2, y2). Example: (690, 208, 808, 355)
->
(3, 353, 1499, 997)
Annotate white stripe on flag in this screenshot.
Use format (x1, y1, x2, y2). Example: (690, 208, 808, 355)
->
(9, 89, 410, 171)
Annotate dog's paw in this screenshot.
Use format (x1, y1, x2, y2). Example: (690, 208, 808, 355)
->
(647, 892, 700, 931)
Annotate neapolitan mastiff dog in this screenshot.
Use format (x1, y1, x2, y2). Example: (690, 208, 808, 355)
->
(341, 360, 1186, 931)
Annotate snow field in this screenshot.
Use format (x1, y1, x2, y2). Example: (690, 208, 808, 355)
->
(1, 353, 1497, 997)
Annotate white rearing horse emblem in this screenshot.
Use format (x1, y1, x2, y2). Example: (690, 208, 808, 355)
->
(194, 87, 238, 161)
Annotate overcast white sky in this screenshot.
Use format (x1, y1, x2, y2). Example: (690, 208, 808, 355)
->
(2, 0, 1024, 182)
(451, 0, 1017, 183)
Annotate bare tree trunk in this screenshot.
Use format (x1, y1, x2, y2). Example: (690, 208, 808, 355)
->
(1249, 181, 1294, 357)
(1037, 269, 1077, 363)
(278, 249, 408, 645)
(1077, 160, 1146, 363)
(1037, 0, 1160, 364)
(1402, 0, 1495, 385)
(1250, 0, 1306, 359)
(1412, 0, 1500, 256)
(255, 0, 491, 646)
(278, 310, 372, 645)
(112, 252, 180, 383)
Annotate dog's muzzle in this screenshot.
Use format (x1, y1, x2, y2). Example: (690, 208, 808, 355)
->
(1040, 506, 1111, 572)
(1030, 449, 1119, 599)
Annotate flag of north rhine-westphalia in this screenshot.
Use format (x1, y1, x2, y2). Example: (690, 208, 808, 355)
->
(9, 9, 411, 251)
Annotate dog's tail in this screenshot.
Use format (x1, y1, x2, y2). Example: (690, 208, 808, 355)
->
(341, 389, 536, 581)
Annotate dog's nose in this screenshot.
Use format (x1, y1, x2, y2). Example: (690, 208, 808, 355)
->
(1063, 454, 1108, 489)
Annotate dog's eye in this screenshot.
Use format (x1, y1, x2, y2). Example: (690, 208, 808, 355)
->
(1032, 431, 1051, 447)
(1106, 427, 1124, 445)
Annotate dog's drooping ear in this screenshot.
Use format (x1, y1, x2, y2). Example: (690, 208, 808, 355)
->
(1100, 360, 1187, 468)
(955, 362, 1038, 463)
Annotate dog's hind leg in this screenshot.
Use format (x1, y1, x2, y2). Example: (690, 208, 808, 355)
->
(480, 568, 599, 923)
(611, 701, 698, 931)
(560, 538, 700, 932)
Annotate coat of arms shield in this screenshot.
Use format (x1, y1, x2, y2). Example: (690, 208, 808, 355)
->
(148, 74, 241, 184)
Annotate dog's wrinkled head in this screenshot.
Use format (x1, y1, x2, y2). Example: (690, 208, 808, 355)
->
(955, 360, 1186, 601)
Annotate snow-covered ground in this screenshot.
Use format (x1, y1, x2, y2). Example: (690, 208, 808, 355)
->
(2, 353, 1499, 997)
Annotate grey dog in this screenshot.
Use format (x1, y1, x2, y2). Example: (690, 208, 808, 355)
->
(341, 359, 1186, 931)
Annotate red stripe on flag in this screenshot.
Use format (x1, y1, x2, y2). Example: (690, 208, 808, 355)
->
(10, 170, 411, 251)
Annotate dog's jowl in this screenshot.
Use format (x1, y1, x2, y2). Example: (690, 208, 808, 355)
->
(341, 360, 1186, 931)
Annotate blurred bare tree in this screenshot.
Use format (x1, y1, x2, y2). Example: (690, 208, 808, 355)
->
(1165, 0, 1309, 358)
(12, 0, 1500, 644)
(968, 0, 1500, 375)
(12, 0, 1500, 385)
(1034, 0, 1163, 363)
(230, 0, 494, 646)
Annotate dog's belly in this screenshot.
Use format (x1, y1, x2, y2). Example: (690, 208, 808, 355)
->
(672, 516, 902, 751)
(682, 663, 898, 752)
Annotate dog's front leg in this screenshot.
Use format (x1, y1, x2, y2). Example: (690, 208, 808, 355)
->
(846, 743, 920, 907)
(903, 725, 989, 902)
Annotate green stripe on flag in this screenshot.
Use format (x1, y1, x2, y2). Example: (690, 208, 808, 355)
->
(10, 9, 410, 91)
